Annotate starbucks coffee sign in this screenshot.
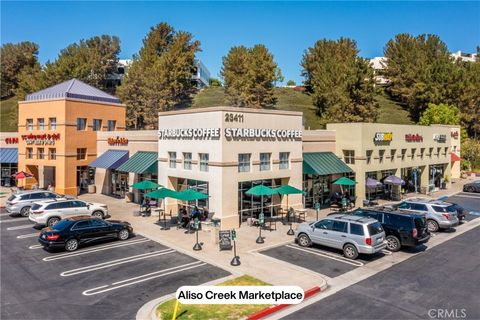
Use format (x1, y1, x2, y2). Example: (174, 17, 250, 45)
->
(158, 128, 302, 141)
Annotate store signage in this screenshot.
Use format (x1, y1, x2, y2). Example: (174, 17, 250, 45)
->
(405, 134, 423, 142)
(219, 230, 232, 250)
(108, 136, 129, 146)
(451, 131, 459, 140)
(433, 134, 447, 143)
(21, 133, 60, 145)
(158, 128, 303, 141)
(373, 132, 393, 143)
(4, 137, 18, 144)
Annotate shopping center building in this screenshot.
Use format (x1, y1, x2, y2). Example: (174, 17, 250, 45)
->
(0, 132, 19, 187)
(328, 123, 461, 203)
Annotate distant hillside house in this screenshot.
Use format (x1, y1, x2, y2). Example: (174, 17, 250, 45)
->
(369, 57, 389, 85)
(450, 50, 478, 62)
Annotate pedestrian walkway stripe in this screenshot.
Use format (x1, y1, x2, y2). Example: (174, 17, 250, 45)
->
(82, 261, 206, 296)
(16, 232, 39, 239)
(0, 218, 29, 224)
(285, 244, 364, 267)
(7, 224, 34, 231)
(61, 249, 175, 276)
(43, 238, 151, 261)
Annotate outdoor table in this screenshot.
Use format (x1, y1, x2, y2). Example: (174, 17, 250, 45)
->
(294, 209, 307, 223)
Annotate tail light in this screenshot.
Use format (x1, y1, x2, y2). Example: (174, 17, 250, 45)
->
(32, 210, 43, 214)
(412, 228, 418, 238)
(365, 237, 372, 246)
(46, 234, 60, 241)
(8, 201, 17, 205)
(442, 214, 450, 220)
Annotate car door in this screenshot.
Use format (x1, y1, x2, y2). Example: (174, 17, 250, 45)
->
(70, 220, 96, 243)
(312, 219, 335, 246)
(89, 219, 115, 239)
(58, 201, 78, 218)
(71, 200, 90, 215)
(329, 220, 348, 249)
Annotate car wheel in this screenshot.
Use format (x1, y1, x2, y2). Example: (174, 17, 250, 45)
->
(20, 206, 31, 217)
(65, 238, 79, 252)
(297, 234, 311, 247)
(466, 186, 474, 193)
(118, 229, 130, 240)
(386, 235, 401, 252)
(427, 219, 439, 233)
(343, 244, 359, 260)
(47, 217, 60, 227)
(92, 211, 104, 219)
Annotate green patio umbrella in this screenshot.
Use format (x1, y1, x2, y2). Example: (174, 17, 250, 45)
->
(275, 184, 303, 215)
(145, 187, 179, 199)
(130, 180, 161, 190)
(246, 185, 277, 218)
(176, 188, 209, 201)
(333, 177, 357, 195)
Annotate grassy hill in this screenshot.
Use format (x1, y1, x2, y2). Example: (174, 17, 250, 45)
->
(0, 96, 18, 132)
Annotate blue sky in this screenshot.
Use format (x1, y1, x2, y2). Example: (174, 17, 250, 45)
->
(1, 1, 479, 84)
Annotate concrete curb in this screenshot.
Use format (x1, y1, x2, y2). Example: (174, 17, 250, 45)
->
(136, 274, 238, 320)
(246, 284, 328, 320)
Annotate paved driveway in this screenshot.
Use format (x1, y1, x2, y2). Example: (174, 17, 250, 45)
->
(0, 210, 230, 320)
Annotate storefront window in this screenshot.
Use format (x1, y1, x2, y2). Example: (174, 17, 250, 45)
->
(76, 148, 87, 160)
(26, 119, 33, 131)
(199, 153, 209, 172)
(38, 148, 45, 160)
(93, 119, 102, 131)
(177, 178, 209, 209)
(279, 152, 289, 169)
(238, 179, 280, 222)
(303, 175, 332, 208)
(1, 164, 17, 187)
(37, 118, 45, 130)
(26, 148, 33, 159)
(238, 153, 251, 172)
(260, 153, 271, 171)
(343, 150, 355, 164)
(183, 152, 192, 170)
(49, 117, 57, 130)
(77, 118, 87, 130)
(169, 152, 176, 168)
(107, 120, 116, 131)
(49, 148, 56, 160)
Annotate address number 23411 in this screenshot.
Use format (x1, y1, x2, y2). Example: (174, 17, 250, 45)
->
(225, 113, 244, 123)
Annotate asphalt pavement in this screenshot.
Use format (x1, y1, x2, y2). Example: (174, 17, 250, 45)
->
(0, 210, 230, 320)
(283, 225, 480, 320)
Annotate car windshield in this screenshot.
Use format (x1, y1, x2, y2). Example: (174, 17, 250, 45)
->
(31, 203, 42, 210)
(52, 220, 71, 230)
(367, 222, 383, 235)
(445, 205, 457, 213)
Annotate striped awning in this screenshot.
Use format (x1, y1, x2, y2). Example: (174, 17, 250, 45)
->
(0, 148, 18, 163)
(116, 151, 158, 174)
(303, 152, 353, 176)
(89, 150, 129, 169)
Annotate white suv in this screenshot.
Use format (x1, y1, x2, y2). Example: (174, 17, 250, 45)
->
(29, 199, 108, 227)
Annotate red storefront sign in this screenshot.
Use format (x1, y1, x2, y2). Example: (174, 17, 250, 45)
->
(405, 134, 423, 142)
(107, 136, 129, 146)
(21, 133, 60, 145)
(4, 137, 18, 144)
(451, 131, 459, 140)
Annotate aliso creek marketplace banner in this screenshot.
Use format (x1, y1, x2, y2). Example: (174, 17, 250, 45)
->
(21, 133, 61, 145)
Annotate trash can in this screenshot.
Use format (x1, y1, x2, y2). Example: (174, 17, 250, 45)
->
(211, 225, 220, 244)
(126, 192, 134, 202)
(88, 185, 96, 194)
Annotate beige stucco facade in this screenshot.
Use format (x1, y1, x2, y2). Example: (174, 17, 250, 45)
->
(327, 123, 461, 203)
(157, 107, 304, 229)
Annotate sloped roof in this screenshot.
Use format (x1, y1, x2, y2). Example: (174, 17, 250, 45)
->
(25, 79, 120, 104)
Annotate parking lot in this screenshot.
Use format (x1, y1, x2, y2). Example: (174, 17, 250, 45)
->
(0, 210, 230, 320)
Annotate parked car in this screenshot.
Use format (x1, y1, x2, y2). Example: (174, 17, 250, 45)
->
(392, 198, 459, 232)
(448, 203, 468, 221)
(29, 199, 108, 227)
(38, 216, 132, 251)
(463, 180, 480, 193)
(5, 190, 74, 217)
(295, 214, 386, 260)
(351, 208, 430, 251)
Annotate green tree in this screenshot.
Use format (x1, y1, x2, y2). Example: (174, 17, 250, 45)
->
(117, 23, 200, 129)
(286, 80, 296, 86)
(418, 103, 460, 126)
(221, 44, 278, 108)
(274, 67, 284, 87)
(383, 33, 454, 121)
(461, 139, 480, 170)
(209, 78, 222, 87)
(1, 42, 40, 98)
(301, 37, 378, 122)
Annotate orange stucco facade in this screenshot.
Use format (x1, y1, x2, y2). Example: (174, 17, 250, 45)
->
(17, 98, 125, 196)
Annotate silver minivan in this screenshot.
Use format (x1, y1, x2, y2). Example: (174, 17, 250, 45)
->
(295, 214, 387, 260)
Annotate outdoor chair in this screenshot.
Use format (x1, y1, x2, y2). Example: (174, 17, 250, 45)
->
(276, 208, 287, 223)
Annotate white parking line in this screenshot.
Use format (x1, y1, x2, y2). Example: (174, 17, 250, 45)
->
(286, 244, 364, 267)
(82, 261, 206, 296)
(451, 193, 480, 200)
(7, 224, 34, 231)
(16, 232, 39, 239)
(61, 249, 175, 276)
(381, 249, 393, 255)
(0, 218, 29, 224)
(0, 213, 13, 217)
(43, 238, 151, 261)
(29, 244, 43, 249)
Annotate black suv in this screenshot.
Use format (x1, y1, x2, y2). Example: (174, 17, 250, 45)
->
(351, 208, 430, 251)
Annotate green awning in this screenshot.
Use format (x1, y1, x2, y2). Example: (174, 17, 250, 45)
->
(303, 152, 353, 176)
(116, 151, 158, 174)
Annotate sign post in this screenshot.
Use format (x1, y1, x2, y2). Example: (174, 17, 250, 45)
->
(256, 213, 265, 244)
(193, 218, 202, 251)
(230, 229, 240, 266)
(315, 202, 320, 221)
(287, 208, 295, 235)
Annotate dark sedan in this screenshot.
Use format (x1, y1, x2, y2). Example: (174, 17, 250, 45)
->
(463, 180, 480, 193)
(38, 216, 133, 251)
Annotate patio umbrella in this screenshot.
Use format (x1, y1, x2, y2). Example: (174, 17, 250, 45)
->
(130, 180, 161, 190)
(176, 188, 209, 201)
(275, 185, 303, 213)
(333, 177, 357, 194)
(13, 171, 33, 179)
(246, 185, 277, 218)
(145, 187, 182, 229)
(383, 175, 405, 186)
(366, 178, 382, 200)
